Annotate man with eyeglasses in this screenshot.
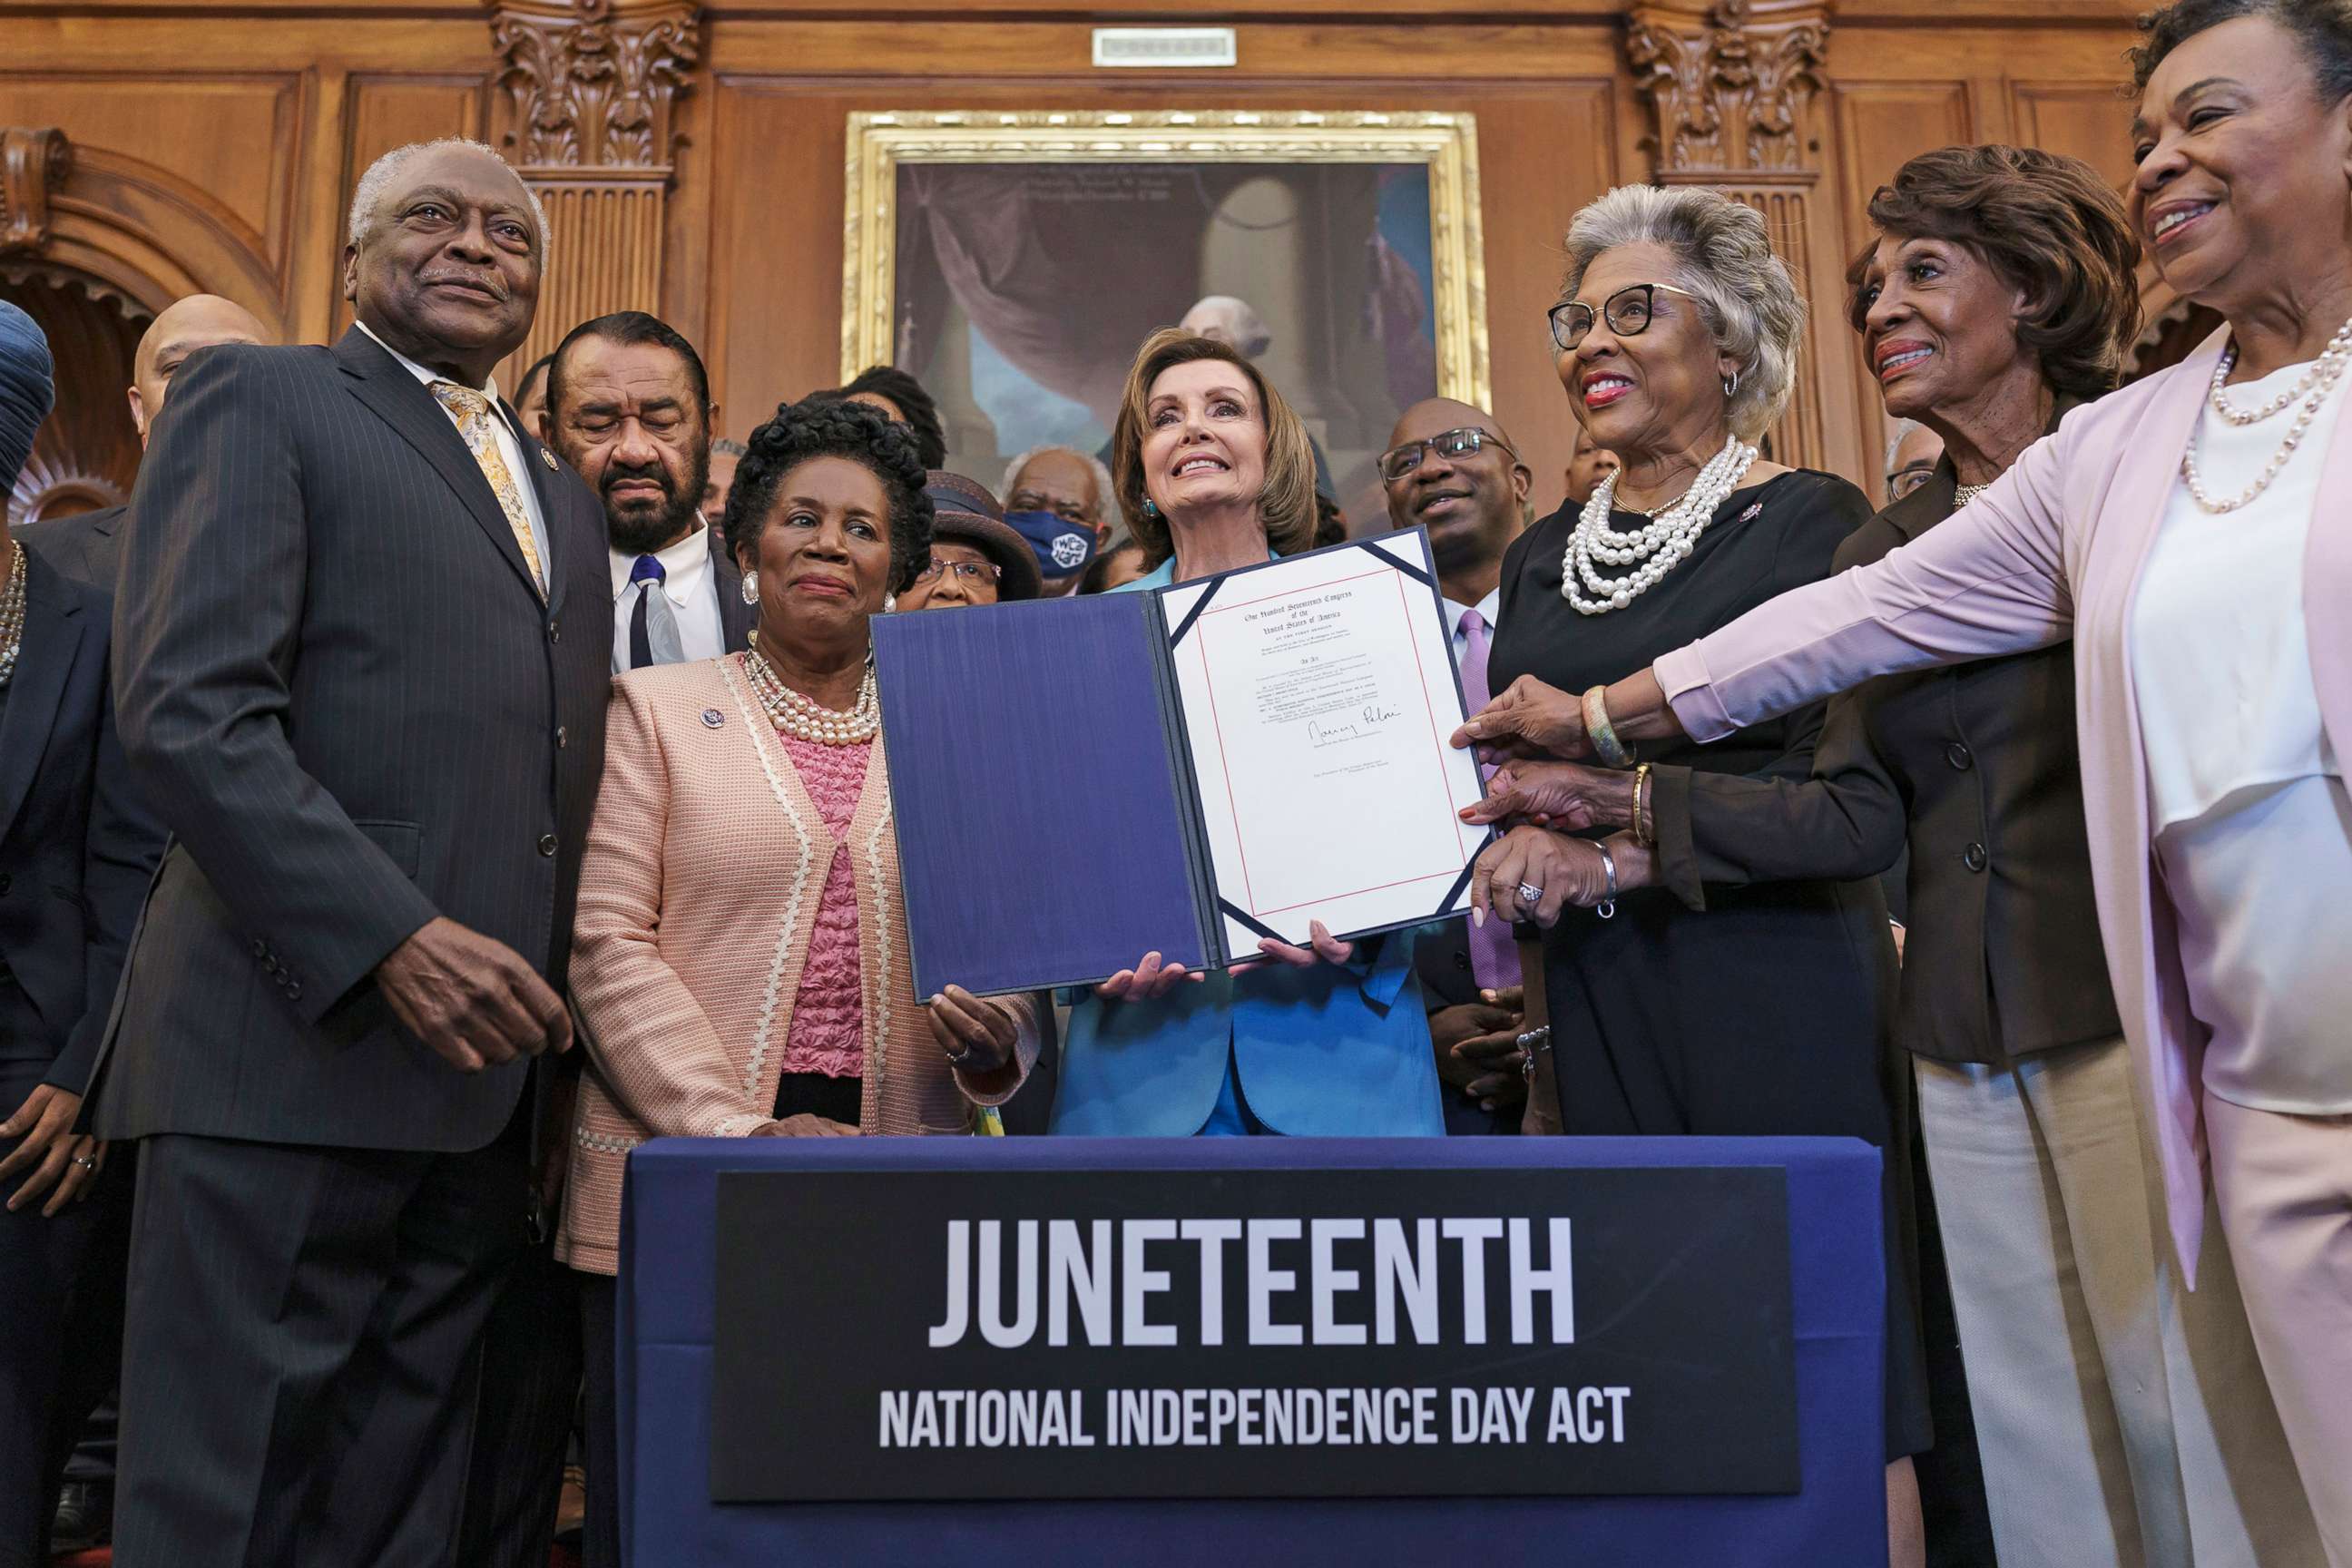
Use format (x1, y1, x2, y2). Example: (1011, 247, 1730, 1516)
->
(1379, 397, 1534, 1137)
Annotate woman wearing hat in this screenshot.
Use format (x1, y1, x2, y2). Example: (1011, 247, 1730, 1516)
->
(896, 472, 1042, 609)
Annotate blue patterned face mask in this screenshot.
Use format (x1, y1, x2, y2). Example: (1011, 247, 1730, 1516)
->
(1003, 510, 1097, 581)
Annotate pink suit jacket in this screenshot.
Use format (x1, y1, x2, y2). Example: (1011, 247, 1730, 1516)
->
(1656, 328, 2352, 1280)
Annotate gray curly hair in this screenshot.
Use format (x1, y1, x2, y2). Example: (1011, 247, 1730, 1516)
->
(1001, 444, 1122, 534)
(347, 138, 550, 265)
(1558, 185, 1802, 442)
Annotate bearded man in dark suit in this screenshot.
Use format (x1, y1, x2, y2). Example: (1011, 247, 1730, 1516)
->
(97, 137, 612, 1568)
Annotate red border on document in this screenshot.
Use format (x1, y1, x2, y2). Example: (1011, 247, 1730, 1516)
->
(1187, 560, 1470, 920)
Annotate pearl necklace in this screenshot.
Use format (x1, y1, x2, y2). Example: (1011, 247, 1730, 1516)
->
(0, 542, 24, 693)
(744, 649, 880, 745)
(1562, 435, 1758, 614)
(1952, 481, 1992, 510)
(2180, 318, 2352, 514)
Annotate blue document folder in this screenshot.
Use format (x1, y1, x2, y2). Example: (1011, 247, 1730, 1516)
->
(872, 532, 1486, 1000)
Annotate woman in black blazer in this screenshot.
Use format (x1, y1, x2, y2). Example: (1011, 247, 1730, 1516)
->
(0, 302, 167, 1565)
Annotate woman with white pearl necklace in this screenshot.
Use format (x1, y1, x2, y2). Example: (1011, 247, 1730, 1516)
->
(1462, 182, 1936, 1568)
(1502, 5, 2352, 1555)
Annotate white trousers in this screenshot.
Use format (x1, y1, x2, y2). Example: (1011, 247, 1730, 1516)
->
(2202, 1092, 2352, 1568)
(1916, 1039, 2321, 1567)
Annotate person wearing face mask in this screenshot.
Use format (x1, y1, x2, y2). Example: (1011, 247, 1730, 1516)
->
(545, 311, 755, 672)
(1045, 328, 1444, 1140)
(1377, 397, 1534, 1134)
(1001, 445, 1119, 596)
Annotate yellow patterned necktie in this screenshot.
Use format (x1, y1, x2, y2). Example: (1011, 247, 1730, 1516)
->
(431, 381, 547, 596)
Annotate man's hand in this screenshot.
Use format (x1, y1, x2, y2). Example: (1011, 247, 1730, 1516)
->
(376, 916, 572, 1073)
(1430, 994, 1528, 1115)
(0, 1085, 105, 1216)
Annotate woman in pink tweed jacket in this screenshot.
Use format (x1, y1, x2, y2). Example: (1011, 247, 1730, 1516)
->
(1456, 8, 2352, 1554)
(559, 397, 1035, 1567)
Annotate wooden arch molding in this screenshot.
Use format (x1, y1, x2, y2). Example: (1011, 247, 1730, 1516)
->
(12, 131, 289, 338)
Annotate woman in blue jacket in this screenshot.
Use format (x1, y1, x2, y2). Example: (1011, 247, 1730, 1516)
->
(1048, 328, 1444, 1138)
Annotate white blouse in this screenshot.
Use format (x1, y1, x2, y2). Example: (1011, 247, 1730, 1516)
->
(2131, 360, 2352, 1114)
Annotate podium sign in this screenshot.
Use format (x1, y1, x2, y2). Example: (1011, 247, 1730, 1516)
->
(710, 1164, 1796, 1502)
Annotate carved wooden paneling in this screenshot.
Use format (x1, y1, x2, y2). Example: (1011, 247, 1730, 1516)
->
(2010, 81, 2135, 190)
(0, 74, 302, 278)
(1830, 81, 1973, 246)
(0, 268, 143, 525)
(489, 1, 701, 384)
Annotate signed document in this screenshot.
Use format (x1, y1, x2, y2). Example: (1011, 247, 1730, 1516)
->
(1158, 533, 1487, 954)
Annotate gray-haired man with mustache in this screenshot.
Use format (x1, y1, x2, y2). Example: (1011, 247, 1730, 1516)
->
(97, 138, 612, 1566)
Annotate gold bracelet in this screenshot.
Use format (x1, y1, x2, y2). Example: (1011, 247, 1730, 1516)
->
(1582, 684, 1635, 769)
(1632, 762, 1654, 848)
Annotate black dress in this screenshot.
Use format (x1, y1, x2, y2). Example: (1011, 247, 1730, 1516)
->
(1490, 469, 1933, 1460)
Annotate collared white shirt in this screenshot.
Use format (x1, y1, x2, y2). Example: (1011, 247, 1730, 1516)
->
(1440, 588, 1502, 669)
(356, 319, 552, 578)
(608, 515, 725, 674)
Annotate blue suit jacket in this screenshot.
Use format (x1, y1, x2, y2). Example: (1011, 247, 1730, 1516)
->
(0, 544, 165, 1096)
(1047, 555, 1445, 1137)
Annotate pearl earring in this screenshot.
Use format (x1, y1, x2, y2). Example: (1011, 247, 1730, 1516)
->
(884, 593, 897, 613)
(740, 570, 759, 605)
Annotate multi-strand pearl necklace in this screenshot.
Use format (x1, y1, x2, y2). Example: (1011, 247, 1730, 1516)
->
(0, 542, 24, 693)
(1562, 435, 1759, 614)
(2179, 315, 2352, 514)
(744, 648, 880, 745)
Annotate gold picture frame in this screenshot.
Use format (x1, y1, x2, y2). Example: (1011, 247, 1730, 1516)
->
(840, 110, 1491, 489)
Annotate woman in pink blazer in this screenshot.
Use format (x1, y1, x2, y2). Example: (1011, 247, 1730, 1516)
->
(1460, 5, 2352, 1555)
(558, 397, 1037, 1567)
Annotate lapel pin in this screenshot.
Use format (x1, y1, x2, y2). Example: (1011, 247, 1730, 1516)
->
(701, 709, 726, 729)
(541, 447, 560, 471)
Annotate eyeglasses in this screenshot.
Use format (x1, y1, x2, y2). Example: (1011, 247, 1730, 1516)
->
(1887, 464, 1937, 504)
(1547, 282, 1706, 353)
(913, 558, 1002, 586)
(1377, 426, 1520, 485)
(1007, 492, 1098, 524)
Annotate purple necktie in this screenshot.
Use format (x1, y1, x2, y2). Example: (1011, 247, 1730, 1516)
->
(1458, 608, 1522, 992)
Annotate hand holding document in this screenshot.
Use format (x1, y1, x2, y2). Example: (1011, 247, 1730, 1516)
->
(872, 530, 1490, 998)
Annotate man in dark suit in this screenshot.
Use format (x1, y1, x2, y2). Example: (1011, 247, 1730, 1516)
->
(544, 309, 754, 672)
(0, 302, 169, 1565)
(456, 309, 755, 1568)
(96, 138, 612, 1567)
(15, 293, 267, 593)
(1382, 397, 1534, 1134)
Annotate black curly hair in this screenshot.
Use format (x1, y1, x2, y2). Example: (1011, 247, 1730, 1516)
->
(722, 395, 935, 594)
(828, 365, 948, 468)
(2131, 0, 2352, 94)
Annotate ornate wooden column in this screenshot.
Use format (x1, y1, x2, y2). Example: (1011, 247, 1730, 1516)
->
(488, 0, 700, 376)
(1626, 0, 1864, 481)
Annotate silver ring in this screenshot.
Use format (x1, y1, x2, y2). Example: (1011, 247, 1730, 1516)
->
(1515, 881, 1544, 906)
(70, 1155, 95, 1170)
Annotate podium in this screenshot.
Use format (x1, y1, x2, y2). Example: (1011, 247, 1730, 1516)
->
(617, 1136, 1886, 1565)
